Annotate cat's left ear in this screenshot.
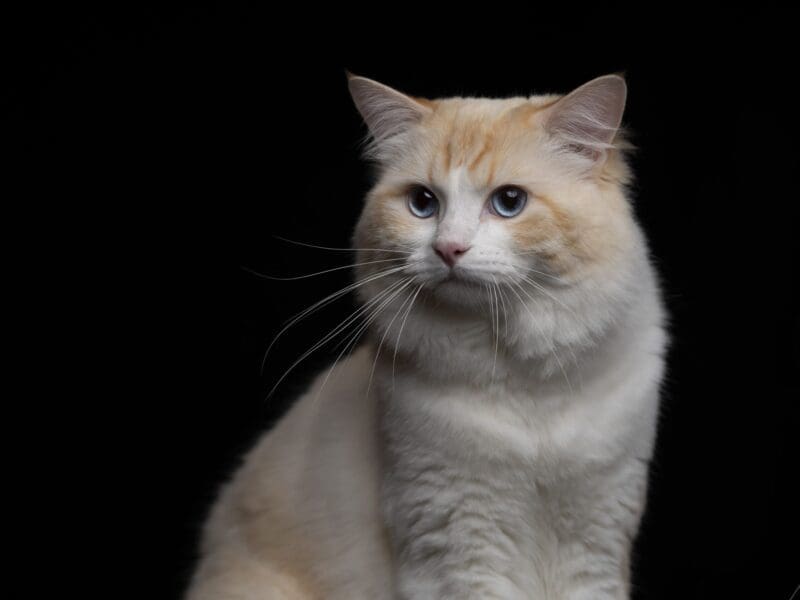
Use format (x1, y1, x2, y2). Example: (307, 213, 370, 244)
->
(347, 73, 432, 157)
(544, 74, 627, 163)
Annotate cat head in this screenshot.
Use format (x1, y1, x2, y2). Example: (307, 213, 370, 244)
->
(348, 74, 646, 377)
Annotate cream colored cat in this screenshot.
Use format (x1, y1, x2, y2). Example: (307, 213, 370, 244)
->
(186, 73, 667, 599)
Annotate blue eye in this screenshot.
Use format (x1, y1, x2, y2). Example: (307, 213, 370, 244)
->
(490, 185, 527, 218)
(408, 186, 438, 218)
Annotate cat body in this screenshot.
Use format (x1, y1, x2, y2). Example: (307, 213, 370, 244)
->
(186, 74, 667, 599)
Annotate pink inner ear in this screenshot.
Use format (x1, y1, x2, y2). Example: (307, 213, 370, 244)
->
(546, 75, 627, 153)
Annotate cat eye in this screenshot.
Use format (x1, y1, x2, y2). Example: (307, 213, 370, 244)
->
(489, 185, 528, 218)
(407, 185, 439, 219)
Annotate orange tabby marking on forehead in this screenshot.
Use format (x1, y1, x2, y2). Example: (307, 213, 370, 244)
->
(467, 134, 494, 173)
(439, 110, 494, 176)
(422, 96, 560, 187)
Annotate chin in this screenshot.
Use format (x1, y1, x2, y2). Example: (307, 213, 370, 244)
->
(428, 275, 489, 309)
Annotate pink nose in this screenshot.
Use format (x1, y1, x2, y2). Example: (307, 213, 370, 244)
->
(433, 241, 470, 267)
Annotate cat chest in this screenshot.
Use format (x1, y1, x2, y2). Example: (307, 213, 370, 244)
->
(387, 385, 642, 471)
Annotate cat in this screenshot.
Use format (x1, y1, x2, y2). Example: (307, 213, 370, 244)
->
(185, 73, 667, 600)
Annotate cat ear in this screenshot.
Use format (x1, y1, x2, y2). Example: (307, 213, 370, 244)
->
(347, 73, 432, 155)
(544, 74, 627, 162)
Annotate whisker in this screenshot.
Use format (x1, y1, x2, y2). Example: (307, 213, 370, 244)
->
(260, 263, 410, 373)
(243, 257, 407, 282)
(502, 286, 511, 341)
(521, 266, 566, 283)
(520, 274, 581, 320)
(520, 274, 582, 369)
(314, 277, 415, 408)
(477, 252, 566, 283)
(274, 235, 413, 255)
(485, 254, 566, 283)
(507, 279, 573, 394)
(392, 283, 424, 391)
(328, 274, 412, 356)
(493, 275, 510, 341)
(366, 279, 417, 398)
(264, 276, 410, 397)
(482, 282, 496, 382)
(491, 281, 499, 381)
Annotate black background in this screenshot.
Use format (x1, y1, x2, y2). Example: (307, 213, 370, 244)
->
(6, 5, 798, 600)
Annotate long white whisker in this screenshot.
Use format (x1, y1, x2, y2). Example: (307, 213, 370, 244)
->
(488, 253, 565, 283)
(520, 274, 582, 368)
(508, 279, 573, 394)
(243, 257, 408, 282)
(324, 271, 416, 356)
(261, 263, 410, 373)
(274, 235, 413, 254)
(493, 275, 509, 341)
(328, 274, 411, 357)
(522, 266, 565, 282)
(392, 283, 424, 391)
(501, 286, 511, 340)
(520, 274, 587, 334)
(314, 277, 415, 408)
(326, 286, 392, 357)
(265, 276, 410, 398)
(345, 278, 412, 354)
(491, 281, 499, 381)
(365, 279, 417, 398)
(482, 282, 496, 382)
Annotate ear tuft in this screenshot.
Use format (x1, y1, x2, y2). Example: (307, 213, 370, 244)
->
(347, 75, 431, 156)
(545, 74, 627, 160)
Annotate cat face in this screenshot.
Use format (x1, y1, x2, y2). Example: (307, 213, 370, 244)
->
(349, 75, 644, 367)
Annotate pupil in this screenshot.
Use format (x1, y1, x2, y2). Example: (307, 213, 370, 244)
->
(410, 187, 436, 217)
(491, 186, 526, 217)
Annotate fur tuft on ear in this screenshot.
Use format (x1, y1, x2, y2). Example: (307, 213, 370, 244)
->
(545, 74, 627, 161)
(347, 74, 432, 160)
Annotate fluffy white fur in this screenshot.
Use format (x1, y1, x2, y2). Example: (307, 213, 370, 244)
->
(186, 74, 667, 599)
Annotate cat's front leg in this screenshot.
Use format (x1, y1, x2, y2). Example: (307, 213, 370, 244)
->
(382, 453, 533, 600)
(553, 542, 631, 600)
(552, 457, 650, 600)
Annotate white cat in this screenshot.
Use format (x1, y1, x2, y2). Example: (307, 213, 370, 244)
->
(186, 73, 667, 599)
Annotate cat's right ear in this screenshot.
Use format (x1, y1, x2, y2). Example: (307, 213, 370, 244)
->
(347, 73, 432, 158)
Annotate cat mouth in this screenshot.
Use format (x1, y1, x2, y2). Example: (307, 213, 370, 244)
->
(436, 271, 487, 288)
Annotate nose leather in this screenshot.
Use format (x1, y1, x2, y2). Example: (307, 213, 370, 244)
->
(433, 241, 470, 267)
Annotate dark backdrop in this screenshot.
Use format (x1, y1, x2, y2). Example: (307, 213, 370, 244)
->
(7, 6, 797, 600)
